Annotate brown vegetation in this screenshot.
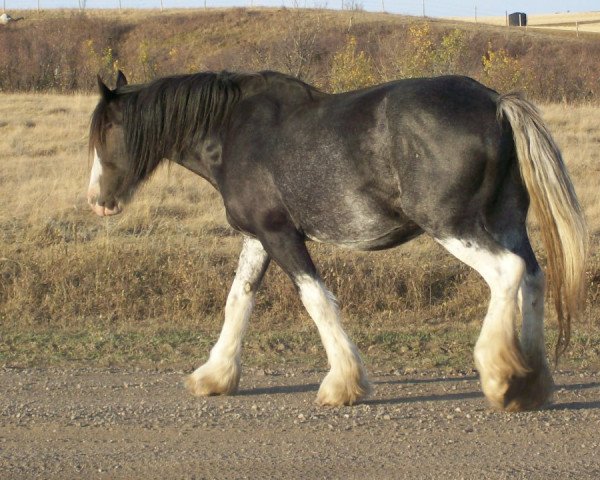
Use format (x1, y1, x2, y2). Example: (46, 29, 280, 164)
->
(1, 8, 600, 102)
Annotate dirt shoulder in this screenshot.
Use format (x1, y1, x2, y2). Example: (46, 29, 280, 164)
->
(1, 367, 599, 479)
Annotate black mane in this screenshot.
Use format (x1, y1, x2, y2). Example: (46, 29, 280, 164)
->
(89, 71, 254, 184)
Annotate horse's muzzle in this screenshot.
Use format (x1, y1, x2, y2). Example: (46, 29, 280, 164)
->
(91, 203, 122, 217)
(88, 193, 122, 217)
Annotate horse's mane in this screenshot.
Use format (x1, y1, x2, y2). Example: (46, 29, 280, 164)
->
(89, 71, 252, 183)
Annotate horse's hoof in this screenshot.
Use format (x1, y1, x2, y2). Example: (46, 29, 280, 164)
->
(502, 365, 554, 411)
(315, 368, 371, 406)
(185, 361, 240, 397)
(480, 365, 554, 412)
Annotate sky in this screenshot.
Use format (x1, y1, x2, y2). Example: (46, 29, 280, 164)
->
(8, 1, 600, 18)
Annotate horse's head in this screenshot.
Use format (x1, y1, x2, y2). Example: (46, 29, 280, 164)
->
(87, 71, 131, 217)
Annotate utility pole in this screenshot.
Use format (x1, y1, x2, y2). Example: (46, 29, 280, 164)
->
(422, 0, 425, 17)
(474, 5, 477, 23)
(381, 0, 384, 12)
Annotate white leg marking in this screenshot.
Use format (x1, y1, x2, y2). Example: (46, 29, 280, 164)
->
(186, 237, 269, 396)
(437, 238, 528, 408)
(296, 275, 370, 406)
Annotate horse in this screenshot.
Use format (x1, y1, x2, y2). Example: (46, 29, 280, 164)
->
(87, 69, 587, 411)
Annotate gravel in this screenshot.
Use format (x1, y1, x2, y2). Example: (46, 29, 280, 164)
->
(1, 367, 599, 479)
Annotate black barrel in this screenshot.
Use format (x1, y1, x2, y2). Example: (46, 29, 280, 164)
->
(508, 12, 527, 27)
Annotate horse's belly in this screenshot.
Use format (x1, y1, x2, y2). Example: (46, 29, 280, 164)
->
(303, 213, 422, 251)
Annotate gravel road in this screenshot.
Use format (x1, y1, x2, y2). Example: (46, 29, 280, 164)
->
(1, 367, 599, 479)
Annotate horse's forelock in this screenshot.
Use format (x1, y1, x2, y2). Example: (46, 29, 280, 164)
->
(88, 98, 108, 158)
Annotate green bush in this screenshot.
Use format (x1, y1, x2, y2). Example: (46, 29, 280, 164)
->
(329, 36, 376, 93)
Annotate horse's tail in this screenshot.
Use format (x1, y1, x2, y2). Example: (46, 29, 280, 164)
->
(497, 92, 588, 360)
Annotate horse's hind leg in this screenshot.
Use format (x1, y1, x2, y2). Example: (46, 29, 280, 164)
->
(512, 238, 554, 410)
(437, 233, 550, 411)
(186, 236, 269, 396)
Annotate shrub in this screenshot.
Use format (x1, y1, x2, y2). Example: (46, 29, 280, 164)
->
(138, 40, 159, 82)
(399, 22, 435, 78)
(329, 36, 376, 93)
(433, 29, 468, 76)
(482, 43, 528, 93)
(85, 40, 120, 81)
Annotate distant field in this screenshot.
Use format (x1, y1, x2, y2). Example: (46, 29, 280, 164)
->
(0, 92, 598, 371)
(462, 11, 600, 34)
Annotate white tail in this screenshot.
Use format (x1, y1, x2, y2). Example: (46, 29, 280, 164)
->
(498, 93, 588, 359)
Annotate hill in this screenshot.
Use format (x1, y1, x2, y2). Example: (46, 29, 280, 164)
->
(0, 8, 599, 102)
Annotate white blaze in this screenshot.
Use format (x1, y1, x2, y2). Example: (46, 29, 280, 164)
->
(87, 148, 103, 202)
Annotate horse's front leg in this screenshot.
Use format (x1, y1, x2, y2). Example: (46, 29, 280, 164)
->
(296, 273, 371, 406)
(186, 236, 270, 396)
(259, 229, 370, 406)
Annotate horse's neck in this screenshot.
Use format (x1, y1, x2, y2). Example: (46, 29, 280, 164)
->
(172, 136, 221, 190)
(171, 72, 323, 189)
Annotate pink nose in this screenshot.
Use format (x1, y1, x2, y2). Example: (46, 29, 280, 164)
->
(88, 193, 121, 217)
(91, 203, 122, 217)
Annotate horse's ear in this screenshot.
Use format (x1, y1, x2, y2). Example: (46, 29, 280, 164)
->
(116, 70, 128, 89)
(97, 75, 113, 100)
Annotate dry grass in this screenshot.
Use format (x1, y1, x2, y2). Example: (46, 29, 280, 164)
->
(462, 11, 600, 34)
(0, 93, 598, 372)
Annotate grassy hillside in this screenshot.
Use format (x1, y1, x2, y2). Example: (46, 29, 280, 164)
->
(1, 8, 599, 102)
(0, 92, 598, 371)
